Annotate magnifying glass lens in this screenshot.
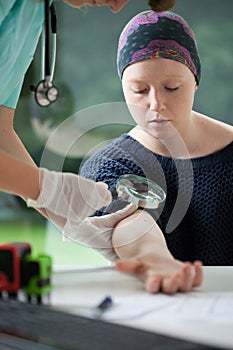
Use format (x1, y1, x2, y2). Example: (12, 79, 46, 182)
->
(126, 179, 148, 194)
(115, 174, 166, 209)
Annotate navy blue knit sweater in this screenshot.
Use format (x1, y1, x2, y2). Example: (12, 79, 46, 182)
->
(80, 134, 233, 265)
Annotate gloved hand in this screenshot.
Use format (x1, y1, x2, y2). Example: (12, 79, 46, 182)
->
(27, 168, 112, 220)
(63, 204, 137, 261)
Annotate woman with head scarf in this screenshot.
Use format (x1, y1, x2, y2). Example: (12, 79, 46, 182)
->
(80, 10, 233, 294)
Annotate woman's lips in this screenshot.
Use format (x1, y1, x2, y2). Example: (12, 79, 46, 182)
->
(149, 119, 169, 126)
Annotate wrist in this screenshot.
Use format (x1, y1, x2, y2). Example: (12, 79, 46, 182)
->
(22, 165, 40, 201)
(26, 167, 57, 207)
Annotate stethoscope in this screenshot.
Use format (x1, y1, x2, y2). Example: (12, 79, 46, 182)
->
(30, 0, 58, 107)
(112, 174, 166, 209)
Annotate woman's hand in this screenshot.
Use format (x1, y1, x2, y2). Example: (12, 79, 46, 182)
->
(112, 210, 203, 294)
(115, 256, 203, 294)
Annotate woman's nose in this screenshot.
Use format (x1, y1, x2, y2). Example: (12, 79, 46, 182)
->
(149, 91, 163, 111)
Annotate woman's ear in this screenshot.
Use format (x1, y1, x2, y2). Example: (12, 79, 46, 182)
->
(194, 83, 198, 92)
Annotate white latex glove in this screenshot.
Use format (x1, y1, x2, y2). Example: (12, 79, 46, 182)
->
(27, 168, 112, 220)
(63, 204, 137, 261)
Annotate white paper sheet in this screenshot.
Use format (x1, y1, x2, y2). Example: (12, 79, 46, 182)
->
(100, 291, 233, 323)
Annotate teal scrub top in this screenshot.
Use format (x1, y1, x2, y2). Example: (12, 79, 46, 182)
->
(0, 0, 45, 108)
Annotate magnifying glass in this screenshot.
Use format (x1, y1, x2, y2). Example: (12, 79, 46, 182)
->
(112, 174, 166, 209)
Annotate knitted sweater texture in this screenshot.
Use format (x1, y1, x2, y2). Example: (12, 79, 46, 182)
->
(80, 134, 233, 265)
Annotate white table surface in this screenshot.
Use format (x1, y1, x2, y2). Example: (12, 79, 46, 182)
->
(51, 266, 233, 349)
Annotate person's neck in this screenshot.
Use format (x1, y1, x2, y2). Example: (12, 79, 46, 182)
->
(128, 126, 193, 159)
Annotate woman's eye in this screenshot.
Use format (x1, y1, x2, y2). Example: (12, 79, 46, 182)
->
(165, 86, 180, 92)
(133, 89, 148, 94)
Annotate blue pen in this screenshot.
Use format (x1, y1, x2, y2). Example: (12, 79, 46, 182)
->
(97, 296, 112, 311)
(93, 296, 113, 318)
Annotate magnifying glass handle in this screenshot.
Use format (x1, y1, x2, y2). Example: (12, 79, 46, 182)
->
(111, 190, 119, 199)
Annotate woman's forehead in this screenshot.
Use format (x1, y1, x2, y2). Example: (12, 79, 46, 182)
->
(122, 58, 194, 81)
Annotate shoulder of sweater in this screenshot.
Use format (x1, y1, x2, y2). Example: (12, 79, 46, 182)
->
(80, 135, 131, 171)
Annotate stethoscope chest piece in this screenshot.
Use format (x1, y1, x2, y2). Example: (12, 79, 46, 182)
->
(32, 79, 58, 107)
(31, 1, 58, 107)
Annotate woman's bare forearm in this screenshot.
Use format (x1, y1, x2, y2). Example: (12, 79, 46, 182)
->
(112, 210, 171, 259)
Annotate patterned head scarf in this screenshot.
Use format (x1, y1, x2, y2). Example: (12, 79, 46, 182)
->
(117, 11, 201, 84)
